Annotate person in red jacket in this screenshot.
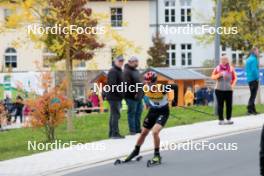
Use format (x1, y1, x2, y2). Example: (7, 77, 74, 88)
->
(211, 55, 237, 125)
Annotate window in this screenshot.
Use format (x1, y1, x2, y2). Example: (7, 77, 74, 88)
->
(181, 44, 192, 66)
(77, 61, 86, 68)
(111, 48, 117, 61)
(43, 8, 50, 16)
(167, 44, 176, 66)
(221, 45, 227, 56)
(43, 48, 56, 67)
(3, 9, 13, 21)
(238, 53, 244, 66)
(111, 8, 123, 27)
(73, 85, 85, 99)
(42, 58, 50, 68)
(164, 0, 176, 23)
(4, 48, 17, 68)
(180, 0, 192, 22)
(231, 49, 244, 66)
(111, 47, 123, 62)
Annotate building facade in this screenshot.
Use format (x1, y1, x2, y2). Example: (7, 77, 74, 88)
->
(0, 0, 262, 73)
(0, 7, 44, 72)
(0, 0, 151, 72)
(150, 0, 215, 68)
(84, 0, 151, 70)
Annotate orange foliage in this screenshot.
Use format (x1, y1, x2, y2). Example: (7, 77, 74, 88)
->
(25, 72, 72, 141)
(0, 104, 7, 127)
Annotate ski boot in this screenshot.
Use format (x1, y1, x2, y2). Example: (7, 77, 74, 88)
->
(147, 155, 162, 167)
(114, 149, 142, 165)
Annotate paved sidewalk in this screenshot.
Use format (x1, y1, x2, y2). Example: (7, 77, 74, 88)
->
(0, 115, 263, 176)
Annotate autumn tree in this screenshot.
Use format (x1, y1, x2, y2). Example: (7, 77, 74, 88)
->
(0, 0, 140, 131)
(39, 0, 104, 131)
(0, 103, 7, 129)
(26, 73, 72, 141)
(1, 0, 104, 131)
(220, 0, 264, 52)
(147, 33, 168, 67)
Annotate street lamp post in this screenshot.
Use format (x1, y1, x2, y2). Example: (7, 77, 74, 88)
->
(214, 0, 222, 115)
(214, 0, 222, 66)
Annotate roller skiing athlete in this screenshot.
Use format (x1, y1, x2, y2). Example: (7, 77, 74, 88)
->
(115, 71, 171, 167)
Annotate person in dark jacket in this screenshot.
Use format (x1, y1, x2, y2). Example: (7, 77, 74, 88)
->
(123, 56, 143, 135)
(3, 95, 13, 123)
(194, 85, 203, 105)
(13, 95, 24, 123)
(107, 56, 125, 139)
(260, 125, 264, 176)
(246, 47, 260, 115)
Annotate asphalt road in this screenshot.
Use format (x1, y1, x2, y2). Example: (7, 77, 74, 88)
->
(65, 130, 262, 176)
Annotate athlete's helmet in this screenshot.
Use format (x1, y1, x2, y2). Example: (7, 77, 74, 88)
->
(144, 71, 157, 83)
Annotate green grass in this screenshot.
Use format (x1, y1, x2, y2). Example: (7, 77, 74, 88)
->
(1, 104, 264, 161)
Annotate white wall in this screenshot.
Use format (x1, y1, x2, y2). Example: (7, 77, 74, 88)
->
(86, 1, 151, 70)
(233, 86, 264, 105)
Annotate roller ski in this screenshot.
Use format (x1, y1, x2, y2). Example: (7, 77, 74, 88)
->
(147, 155, 162, 167)
(114, 149, 142, 165)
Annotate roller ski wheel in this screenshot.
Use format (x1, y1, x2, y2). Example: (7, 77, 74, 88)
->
(114, 159, 122, 165)
(136, 155, 143, 161)
(147, 156, 162, 167)
(114, 156, 143, 165)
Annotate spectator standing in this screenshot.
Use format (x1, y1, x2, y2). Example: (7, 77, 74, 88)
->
(106, 56, 125, 139)
(246, 47, 260, 115)
(184, 87, 194, 106)
(23, 105, 30, 124)
(3, 95, 13, 124)
(206, 87, 214, 105)
(123, 56, 144, 135)
(89, 91, 99, 108)
(211, 56, 237, 125)
(194, 85, 203, 105)
(200, 86, 207, 105)
(13, 95, 24, 123)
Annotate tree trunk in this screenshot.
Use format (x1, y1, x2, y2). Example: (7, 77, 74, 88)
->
(65, 44, 74, 131)
(50, 126, 55, 141)
(45, 124, 55, 141)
